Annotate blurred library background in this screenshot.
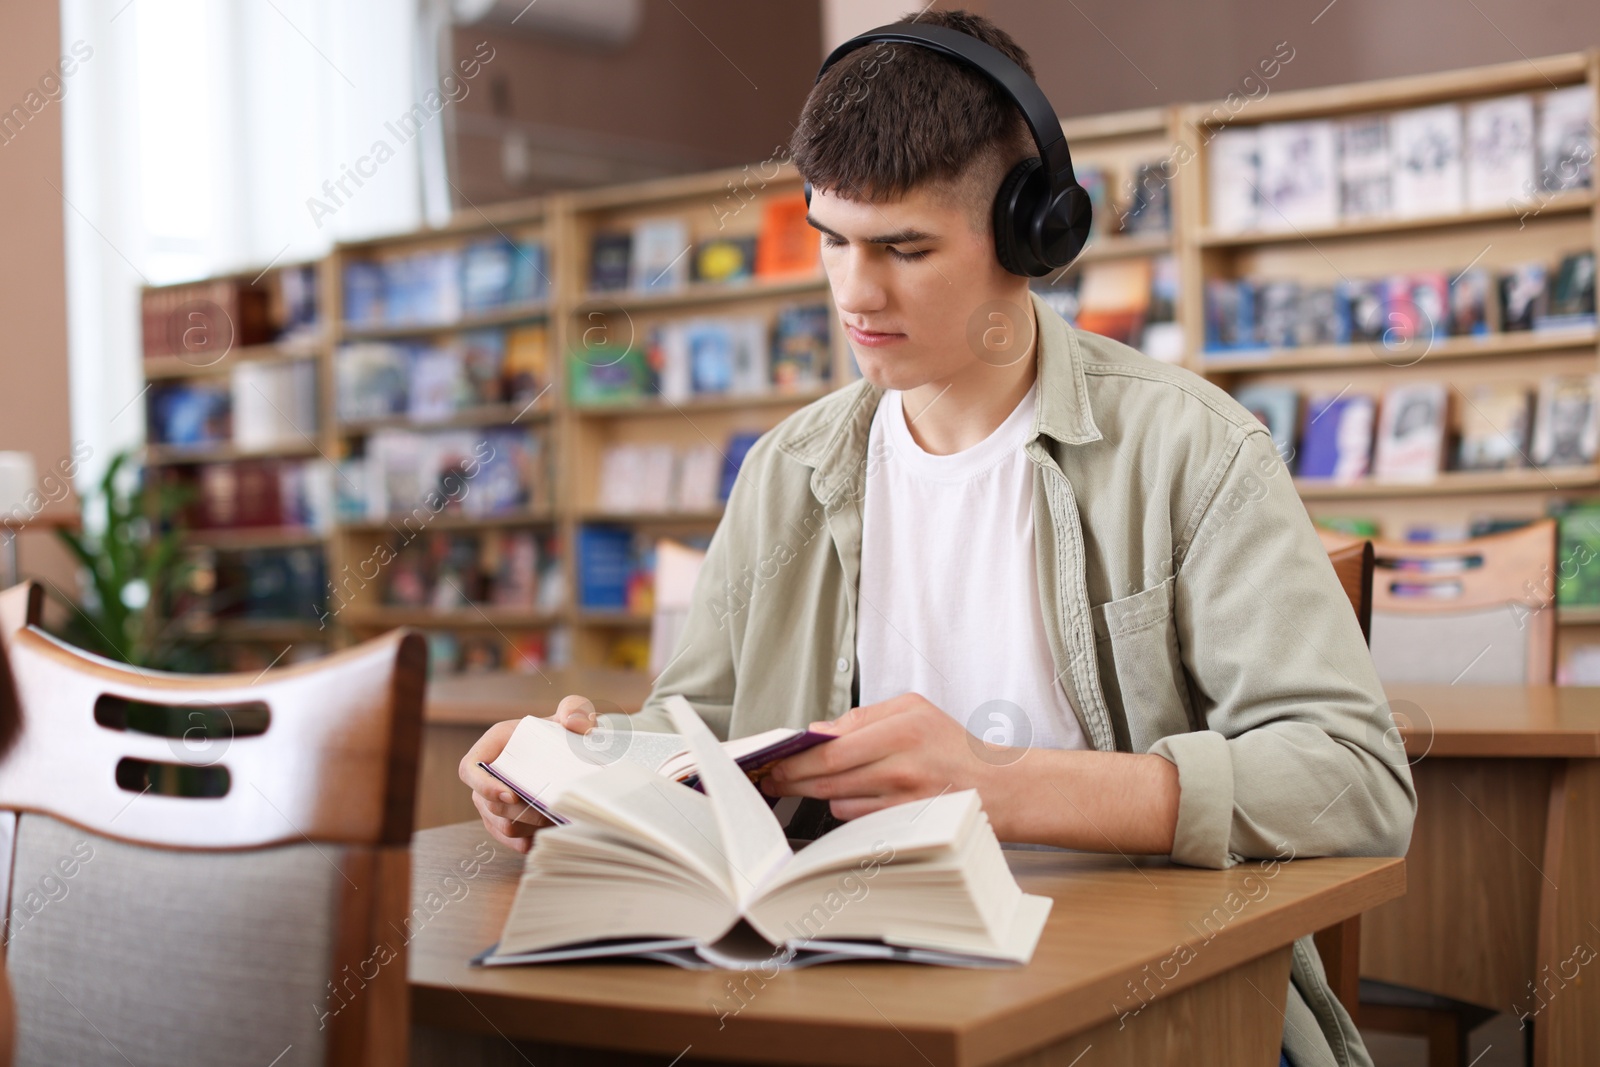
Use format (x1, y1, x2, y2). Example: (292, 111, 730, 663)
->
(2, 0, 1599, 812)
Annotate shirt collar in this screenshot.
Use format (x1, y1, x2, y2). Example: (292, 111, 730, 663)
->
(778, 289, 1103, 505)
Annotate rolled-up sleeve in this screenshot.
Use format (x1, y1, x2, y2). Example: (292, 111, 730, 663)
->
(1147, 429, 1416, 869)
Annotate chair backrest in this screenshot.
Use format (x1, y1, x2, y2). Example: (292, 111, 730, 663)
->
(1361, 521, 1556, 684)
(1316, 530, 1375, 646)
(0, 581, 427, 1067)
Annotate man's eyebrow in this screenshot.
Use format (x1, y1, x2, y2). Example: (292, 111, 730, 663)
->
(804, 214, 938, 245)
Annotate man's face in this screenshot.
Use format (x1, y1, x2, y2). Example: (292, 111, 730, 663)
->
(806, 180, 1032, 392)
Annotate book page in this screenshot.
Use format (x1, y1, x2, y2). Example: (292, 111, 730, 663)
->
(765, 789, 981, 892)
(664, 695, 793, 908)
(486, 715, 688, 814)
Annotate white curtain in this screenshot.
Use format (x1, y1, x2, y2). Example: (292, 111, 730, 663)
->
(61, 0, 447, 489)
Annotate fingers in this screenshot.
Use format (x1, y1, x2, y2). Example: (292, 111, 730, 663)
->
(471, 790, 542, 854)
(459, 718, 521, 796)
(770, 715, 904, 783)
(554, 694, 599, 734)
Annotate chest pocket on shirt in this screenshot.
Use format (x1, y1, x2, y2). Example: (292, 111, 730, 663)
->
(1090, 576, 1195, 752)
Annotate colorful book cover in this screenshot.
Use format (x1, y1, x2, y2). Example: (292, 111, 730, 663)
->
(754, 194, 820, 278)
(1456, 383, 1531, 470)
(771, 303, 832, 391)
(1299, 393, 1375, 483)
(632, 217, 691, 292)
(588, 232, 633, 293)
(1500, 262, 1548, 331)
(1551, 500, 1600, 605)
(1448, 269, 1490, 336)
(1538, 251, 1597, 331)
(1531, 374, 1600, 467)
(1231, 384, 1300, 469)
(692, 235, 757, 284)
(1373, 382, 1447, 481)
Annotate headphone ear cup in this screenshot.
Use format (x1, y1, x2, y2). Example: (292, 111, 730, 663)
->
(992, 158, 1046, 277)
(803, 180, 812, 207)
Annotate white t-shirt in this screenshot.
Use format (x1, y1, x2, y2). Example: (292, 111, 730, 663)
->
(856, 381, 1088, 752)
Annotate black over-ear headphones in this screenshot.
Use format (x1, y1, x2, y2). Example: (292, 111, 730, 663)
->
(802, 22, 1092, 278)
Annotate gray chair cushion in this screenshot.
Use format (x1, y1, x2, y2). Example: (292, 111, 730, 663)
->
(7, 813, 340, 1067)
(1368, 606, 1531, 685)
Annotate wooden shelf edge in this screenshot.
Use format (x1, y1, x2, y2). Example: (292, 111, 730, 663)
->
(1203, 328, 1600, 374)
(1198, 190, 1593, 248)
(1295, 467, 1600, 500)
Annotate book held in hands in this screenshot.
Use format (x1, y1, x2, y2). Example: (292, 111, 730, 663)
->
(476, 696, 1052, 970)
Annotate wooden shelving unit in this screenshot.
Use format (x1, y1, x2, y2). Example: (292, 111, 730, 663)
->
(1174, 50, 1600, 666)
(135, 54, 1600, 684)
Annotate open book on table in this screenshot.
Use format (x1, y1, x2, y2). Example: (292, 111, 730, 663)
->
(475, 695, 1053, 970)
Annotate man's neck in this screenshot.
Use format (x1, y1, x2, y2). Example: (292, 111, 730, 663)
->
(898, 301, 1039, 456)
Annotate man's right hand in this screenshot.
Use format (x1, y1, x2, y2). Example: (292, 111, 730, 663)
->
(458, 694, 599, 853)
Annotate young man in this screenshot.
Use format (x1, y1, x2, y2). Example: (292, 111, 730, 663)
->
(462, 11, 1412, 1066)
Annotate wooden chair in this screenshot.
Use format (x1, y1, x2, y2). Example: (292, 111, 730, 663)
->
(0, 581, 427, 1067)
(1320, 525, 1556, 1066)
(1310, 531, 1376, 1027)
(1366, 520, 1557, 685)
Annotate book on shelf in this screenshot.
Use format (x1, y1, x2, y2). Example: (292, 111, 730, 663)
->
(379, 528, 562, 615)
(721, 431, 763, 502)
(1298, 393, 1375, 483)
(1499, 262, 1548, 332)
(337, 327, 550, 424)
(1121, 161, 1172, 235)
(1542, 251, 1598, 331)
(1338, 114, 1392, 219)
(692, 235, 757, 285)
(754, 193, 821, 278)
(1455, 384, 1531, 471)
(361, 426, 550, 520)
(1464, 94, 1536, 210)
(141, 277, 276, 361)
(650, 539, 707, 675)
(1449, 269, 1492, 336)
(209, 546, 327, 622)
(1537, 85, 1596, 193)
(1389, 104, 1464, 218)
(631, 217, 692, 293)
(344, 242, 545, 328)
(166, 457, 333, 531)
(231, 360, 317, 451)
(1073, 259, 1151, 348)
(275, 264, 321, 345)
(589, 231, 634, 293)
(1141, 255, 1184, 364)
(1257, 121, 1339, 230)
(568, 343, 655, 405)
(1231, 385, 1299, 469)
(1550, 500, 1600, 606)
(1074, 164, 1112, 236)
(1373, 382, 1447, 481)
(577, 525, 640, 611)
(148, 380, 231, 448)
(475, 696, 1051, 970)
(1207, 126, 1260, 234)
(1530, 375, 1600, 467)
(771, 303, 833, 390)
(460, 236, 549, 312)
(597, 442, 723, 515)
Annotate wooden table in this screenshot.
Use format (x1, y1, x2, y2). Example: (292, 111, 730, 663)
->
(416, 668, 652, 828)
(407, 821, 1403, 1066)
(1363, 683, 1600, 1066)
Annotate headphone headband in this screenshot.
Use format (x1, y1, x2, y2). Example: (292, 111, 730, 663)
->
(814, 22, 1079, 191)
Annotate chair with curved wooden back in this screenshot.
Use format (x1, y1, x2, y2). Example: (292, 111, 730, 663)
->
(1365, 521, 1556, 685)
(0, 581, 427, 1067)
(1317, 529, 1375, 644)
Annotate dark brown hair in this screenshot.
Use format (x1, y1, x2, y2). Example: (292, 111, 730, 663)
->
(789, 9, 1037, 230)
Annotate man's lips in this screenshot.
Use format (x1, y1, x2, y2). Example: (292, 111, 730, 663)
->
(846, 324, 906, 347)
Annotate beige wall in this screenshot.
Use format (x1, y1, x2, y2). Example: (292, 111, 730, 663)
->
(448, 0, 823, 202)
(829, 1, 1600, 117)
(0, 2, 77, 598)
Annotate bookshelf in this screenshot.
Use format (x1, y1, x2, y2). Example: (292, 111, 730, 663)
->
(324, 201, 562, 680)
(132, 55, 1600, 686)
(138, 259, 334, 669)
(557, 162, 847, 671)
(1174, 50, 1600, 673)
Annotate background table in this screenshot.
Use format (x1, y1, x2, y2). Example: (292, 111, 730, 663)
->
(1365, 683, 1600, 1067)
(407, 821, 1403, 1066)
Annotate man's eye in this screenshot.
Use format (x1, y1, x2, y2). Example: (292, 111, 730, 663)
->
(821, 235, 846, 249)
(887, 247, 928, 261)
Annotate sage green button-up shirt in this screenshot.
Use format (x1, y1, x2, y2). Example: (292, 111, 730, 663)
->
(617, 291, 1413, 1067)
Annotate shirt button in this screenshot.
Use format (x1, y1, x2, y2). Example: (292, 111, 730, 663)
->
(836, 657, 850, 673)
